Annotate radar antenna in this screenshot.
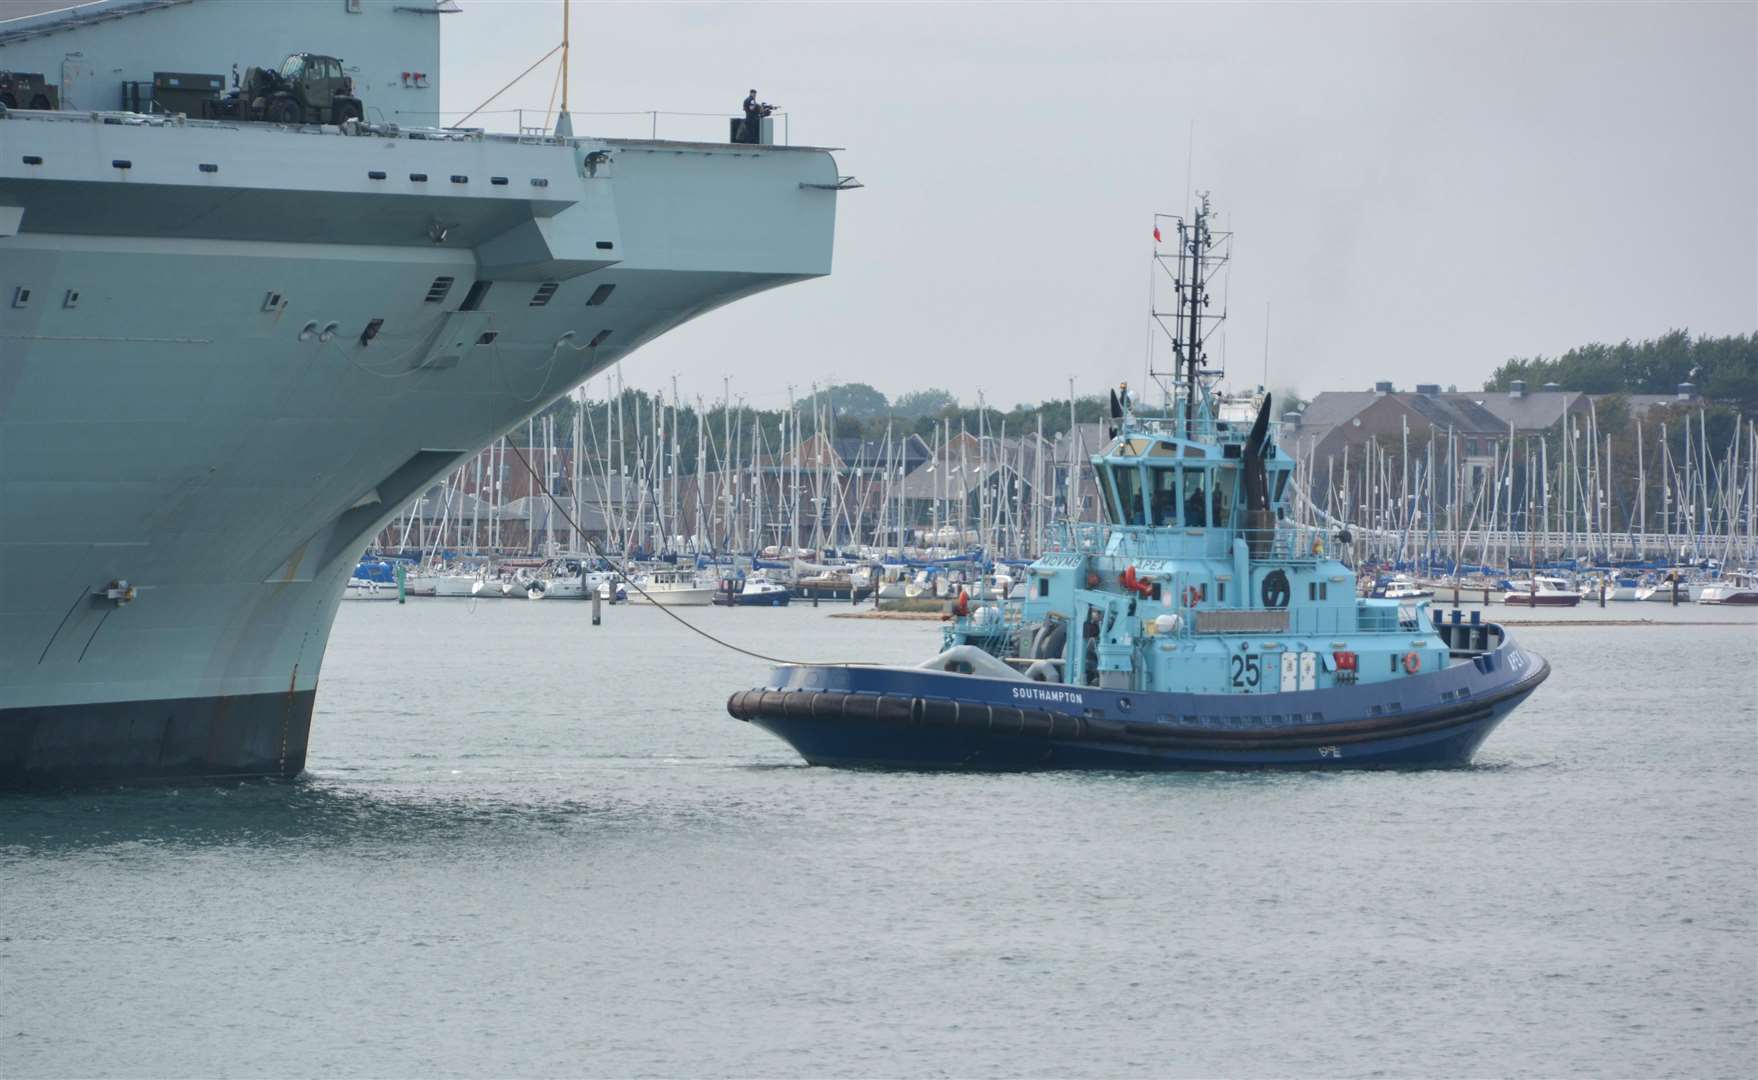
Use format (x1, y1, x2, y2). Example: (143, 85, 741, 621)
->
(1150, 193, 1231, 437)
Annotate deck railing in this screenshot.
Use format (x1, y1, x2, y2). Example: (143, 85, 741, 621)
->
(0, 103, 799, 151)
(1046, 519, 1338, 561)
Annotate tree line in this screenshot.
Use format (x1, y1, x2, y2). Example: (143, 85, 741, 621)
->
(1484, 330, 1757, 413)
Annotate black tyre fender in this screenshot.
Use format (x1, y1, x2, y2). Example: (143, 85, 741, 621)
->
(919, 698, 958, 727)
(841, 694, 881, 724)
(991, 705, 1025, 736)
(736, 690, 771, 720)
(875, 695, 913, 726)
(758, 691, 788, 718)
(953, 701, 993, 731)
(1019, 709, 1053, 738)
(1045, 712, 1084, 740)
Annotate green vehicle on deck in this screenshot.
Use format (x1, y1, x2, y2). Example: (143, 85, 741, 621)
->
(204, 53, 363, 125)
(0, 71, 58, 111)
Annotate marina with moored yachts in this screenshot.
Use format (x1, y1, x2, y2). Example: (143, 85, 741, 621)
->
(352, 373, 1758, 612)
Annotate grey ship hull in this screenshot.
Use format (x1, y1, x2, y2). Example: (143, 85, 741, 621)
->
(0, 112, 842, 786)
(1, 691, 315, 787)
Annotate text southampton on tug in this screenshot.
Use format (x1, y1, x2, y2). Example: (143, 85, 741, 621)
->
(729, 197, 1551, 769)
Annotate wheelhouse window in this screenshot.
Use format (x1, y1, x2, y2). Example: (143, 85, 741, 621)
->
(1182, 468, 1207, 526)
(1110, 464, 1145, 526)
(1210, 466, 1235, 527)
(1150, 466, 1180, 526)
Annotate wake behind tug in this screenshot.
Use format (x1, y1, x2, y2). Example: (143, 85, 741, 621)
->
(728, 198, 1550, 770)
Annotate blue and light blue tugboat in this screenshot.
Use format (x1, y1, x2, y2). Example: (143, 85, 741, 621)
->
(728, 199, 1549, 770)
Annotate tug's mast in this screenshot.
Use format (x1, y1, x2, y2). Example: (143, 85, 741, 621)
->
(1151, 194, 1232, 438)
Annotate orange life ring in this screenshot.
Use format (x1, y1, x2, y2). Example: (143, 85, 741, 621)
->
(1182, 586, 1202, 607)
(1402, 651, 1421, 674)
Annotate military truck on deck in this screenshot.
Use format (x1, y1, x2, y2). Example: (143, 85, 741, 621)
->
(204, 53, 363, 124)
(0, 72, 58, 110)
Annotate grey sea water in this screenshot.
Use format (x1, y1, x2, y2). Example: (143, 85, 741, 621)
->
(4, 599, 1755, 1078)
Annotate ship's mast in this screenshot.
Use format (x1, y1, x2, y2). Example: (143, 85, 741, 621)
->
(1151, 193, 1231, 437)
(555, 0, 572, 136)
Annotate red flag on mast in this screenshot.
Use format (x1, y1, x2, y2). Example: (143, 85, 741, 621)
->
(1153, 225, 1162, 243)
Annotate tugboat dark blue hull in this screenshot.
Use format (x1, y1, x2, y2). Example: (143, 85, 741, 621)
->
(728, 641, 1548, 771)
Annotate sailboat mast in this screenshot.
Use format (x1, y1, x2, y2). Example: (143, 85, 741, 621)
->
(1067, 378, 1078, 525)
(1636, 419, 1646, 559)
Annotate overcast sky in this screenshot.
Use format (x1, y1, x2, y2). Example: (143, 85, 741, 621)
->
(442, 1, 1756, 410)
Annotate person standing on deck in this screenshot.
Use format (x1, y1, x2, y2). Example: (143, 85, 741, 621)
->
(740, 89, 761, 143)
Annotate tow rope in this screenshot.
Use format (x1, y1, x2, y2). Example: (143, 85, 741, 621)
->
(507, 442, 875, 667)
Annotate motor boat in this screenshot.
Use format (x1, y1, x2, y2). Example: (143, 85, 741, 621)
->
(1697, 571, 1758, 605)
(1502, 575, 1581, 607)
(628, 568, 718, 607)
(1380, 575, 1434, 600)
(713, 573, 793, 607)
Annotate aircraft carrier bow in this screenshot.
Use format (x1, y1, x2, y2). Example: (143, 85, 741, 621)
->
(0, 0, 847, 786)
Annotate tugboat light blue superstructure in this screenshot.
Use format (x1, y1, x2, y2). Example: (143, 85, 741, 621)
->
(728, 197, 1550, 770)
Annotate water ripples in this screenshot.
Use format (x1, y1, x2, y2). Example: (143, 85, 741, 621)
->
(3, 605, 1752, 1077)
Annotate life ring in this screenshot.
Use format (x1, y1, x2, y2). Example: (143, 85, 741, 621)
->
(1182, 586, 1202, 607)
(1402, 651, 1421, 674)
